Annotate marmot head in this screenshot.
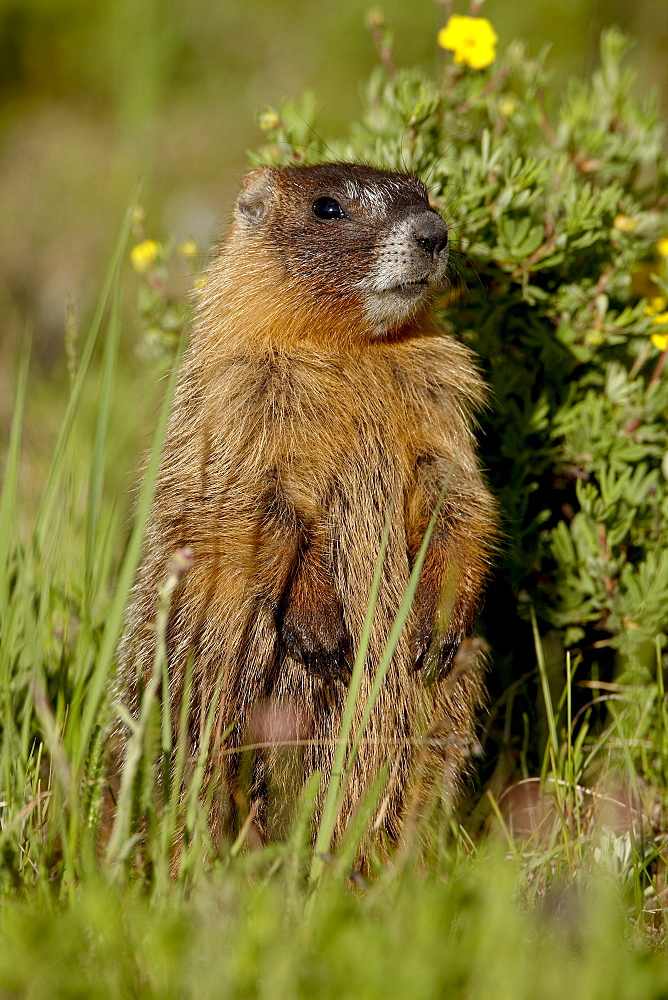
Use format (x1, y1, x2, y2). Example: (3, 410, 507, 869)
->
(232, 162, 449, 340)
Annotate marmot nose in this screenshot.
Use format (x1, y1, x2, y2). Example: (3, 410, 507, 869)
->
(411, 211, 449, 259)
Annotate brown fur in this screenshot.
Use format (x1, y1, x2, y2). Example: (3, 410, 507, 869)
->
(119, 163, 497, 855)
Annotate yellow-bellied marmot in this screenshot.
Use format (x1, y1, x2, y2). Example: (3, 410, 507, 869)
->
(120, 162, 497, 854)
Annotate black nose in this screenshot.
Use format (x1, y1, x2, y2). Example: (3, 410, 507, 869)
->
(411, 211, 448, 259)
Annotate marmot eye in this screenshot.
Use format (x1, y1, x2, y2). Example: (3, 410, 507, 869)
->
(312, 197, 345, 220)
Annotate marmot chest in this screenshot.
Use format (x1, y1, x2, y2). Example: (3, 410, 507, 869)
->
(244, 350, 424, 488)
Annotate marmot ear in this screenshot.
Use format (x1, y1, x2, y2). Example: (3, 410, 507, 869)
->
(236, 167, 274, 224)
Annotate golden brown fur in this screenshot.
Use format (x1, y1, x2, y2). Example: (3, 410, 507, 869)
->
(119, 163, 497, 854)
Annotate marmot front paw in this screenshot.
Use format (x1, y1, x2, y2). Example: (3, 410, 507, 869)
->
(277, 600, 352, 684)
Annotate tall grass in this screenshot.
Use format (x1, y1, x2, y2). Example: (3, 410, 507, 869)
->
(0, 240, 667, 997)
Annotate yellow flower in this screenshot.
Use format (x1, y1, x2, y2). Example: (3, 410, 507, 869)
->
(646, 295, 668, 349)
(645, 297, 667, 316)
(657, 237, 668, 259)
(497, 96, 516, 117)
(258, 107, 281, 132)
(437, 15, 498, 70)
(613, 214, 636, 233)
(130, 239, 162, 274)
(585, 329, 605, 348)
(179, 239, 199, 259)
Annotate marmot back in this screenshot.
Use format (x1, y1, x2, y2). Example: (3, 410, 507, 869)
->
(120, 162, 497, 855)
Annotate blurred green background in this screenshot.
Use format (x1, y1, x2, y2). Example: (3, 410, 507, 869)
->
(1, 0, 666, 494)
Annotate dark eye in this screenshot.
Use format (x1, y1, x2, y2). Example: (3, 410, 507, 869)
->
(312, 196, 345, 220)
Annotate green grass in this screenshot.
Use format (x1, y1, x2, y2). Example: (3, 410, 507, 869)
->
(2, 850, 667, 1000)
(1, 235, 668, 998)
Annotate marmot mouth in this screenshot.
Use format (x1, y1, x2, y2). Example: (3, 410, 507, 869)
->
(391, 278, 429, 297)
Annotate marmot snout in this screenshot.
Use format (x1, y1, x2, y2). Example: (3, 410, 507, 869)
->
(120, 161, 497, 857)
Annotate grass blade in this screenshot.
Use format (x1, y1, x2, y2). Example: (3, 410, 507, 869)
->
(309, 502, 393, 881)
(34, 186, 139, 549)
(0, 331, 31, 618)
(531, 604, 560, 778)
(72, 335, 185, 774)
(84, 281, 123, 610)
(311, 461, 456, 881)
